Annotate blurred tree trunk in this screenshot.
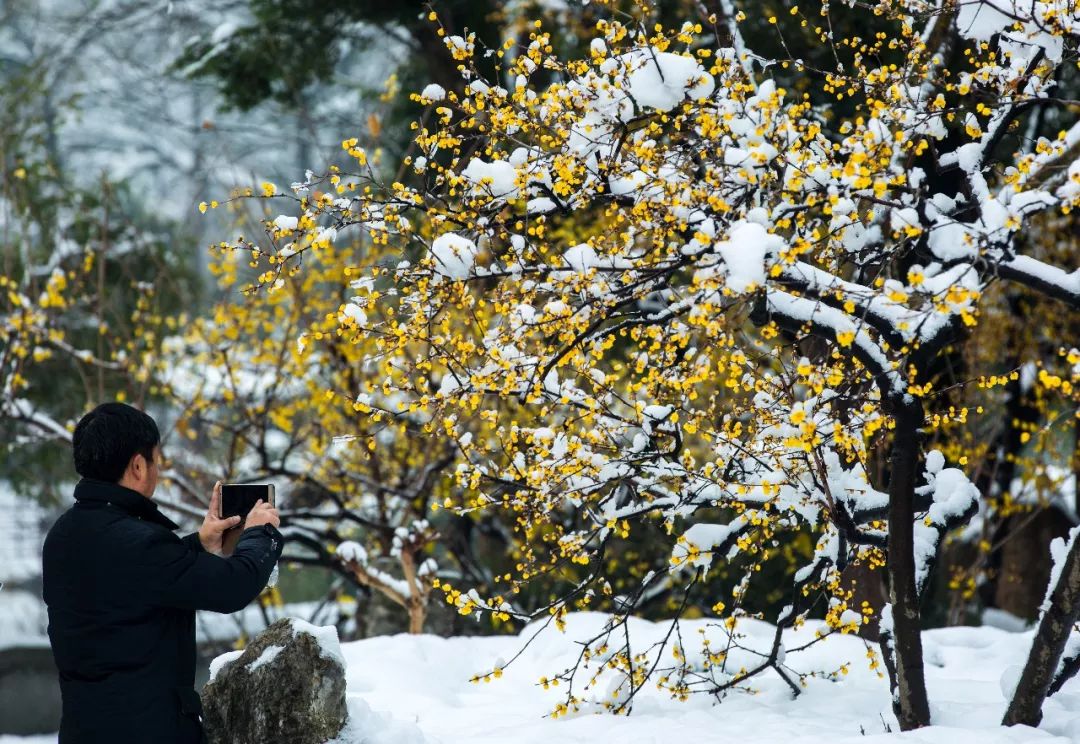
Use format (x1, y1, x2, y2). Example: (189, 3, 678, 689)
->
(995, 509, 1070, 621)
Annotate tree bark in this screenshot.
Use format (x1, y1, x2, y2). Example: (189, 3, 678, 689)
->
(995, 509, 1070, 621)
(407, 599, 427, 635)
(883, 401, 931, 730)
(1003, 531, 1080, 727)
(841, 557, 886, 641)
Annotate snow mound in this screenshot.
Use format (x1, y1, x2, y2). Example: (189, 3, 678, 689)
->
(326, 696, 429, 744)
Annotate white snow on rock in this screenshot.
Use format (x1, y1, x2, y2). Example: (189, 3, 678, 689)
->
(981, 607, 1031, 633)
(246, 644, 285, 673)
(208, 649, 244, 683)
(289, 617, 345, 668)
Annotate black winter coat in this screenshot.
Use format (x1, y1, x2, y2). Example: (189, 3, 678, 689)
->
(42, 477, 284, 744)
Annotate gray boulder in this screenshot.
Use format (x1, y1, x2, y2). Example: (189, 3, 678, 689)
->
(0, 645, 61, 734)
(201, 617, 348, 744)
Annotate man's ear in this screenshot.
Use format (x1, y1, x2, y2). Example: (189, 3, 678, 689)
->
(129, 452, 147, 479)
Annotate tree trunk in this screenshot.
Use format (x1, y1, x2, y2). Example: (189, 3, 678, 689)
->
(978, 339, 1042, 616)
(995, 509, 1070, 621)
(883, 403, 931, 730)
(1003, 532, 1080, 726)
(841, 557, 886, 641)
(1074, 413, 1079, 529)
(407, 599, 427, 635)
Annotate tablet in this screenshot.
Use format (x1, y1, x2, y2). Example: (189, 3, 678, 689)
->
(220, 483, 276, 522)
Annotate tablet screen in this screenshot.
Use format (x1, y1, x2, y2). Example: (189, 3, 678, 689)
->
(220, 484, 273, 521)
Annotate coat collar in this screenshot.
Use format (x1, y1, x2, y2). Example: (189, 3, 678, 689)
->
(73, 477, 180, 531)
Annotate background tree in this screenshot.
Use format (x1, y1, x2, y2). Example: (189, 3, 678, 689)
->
(0, 54, 203, 501)
(154, 188, 512, 636)
(229, 0, 1080, 729)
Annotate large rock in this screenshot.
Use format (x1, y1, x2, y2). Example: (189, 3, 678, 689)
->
(201, 618, 347, 744)
(0, 645, 62, 734)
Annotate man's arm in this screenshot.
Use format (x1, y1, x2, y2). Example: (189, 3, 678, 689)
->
(180, 532, 205, 553)
(129, 524, 284, 613)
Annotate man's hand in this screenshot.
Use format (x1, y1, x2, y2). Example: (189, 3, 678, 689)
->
(220, 497, 281, 557)
(245, 499, 280, 530)
(197, 481, 242, 556)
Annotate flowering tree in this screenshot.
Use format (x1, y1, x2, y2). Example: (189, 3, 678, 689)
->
(157, 195, 508, 636)
(228, 0, 1080, 730)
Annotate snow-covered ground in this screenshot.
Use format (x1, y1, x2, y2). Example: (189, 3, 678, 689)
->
(0, 481, 53, 654)
(0, 481, 50, 588)
(7, 611, 1079, 743)
(330, 612, 1080, 744)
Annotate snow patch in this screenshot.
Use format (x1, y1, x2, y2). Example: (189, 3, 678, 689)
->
(289, 617, 345, 668)
(461, 158, 518, 199)
(430, 233, 478, 279)
(208, 649, 243, 683)
(625, 49, 715, 111)
(420, 83, 446, 101)
(272, 215, 299, 231)
(246, 643, 285, 673)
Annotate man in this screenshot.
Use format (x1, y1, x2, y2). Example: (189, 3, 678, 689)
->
(42, 402, 285, 743)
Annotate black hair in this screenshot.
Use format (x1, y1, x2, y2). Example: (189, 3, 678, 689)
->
(72, 402, 161, 483)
